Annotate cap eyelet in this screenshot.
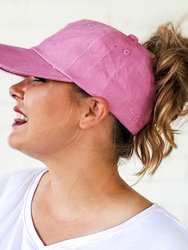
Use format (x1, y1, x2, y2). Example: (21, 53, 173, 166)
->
(124, 49, 130, 55)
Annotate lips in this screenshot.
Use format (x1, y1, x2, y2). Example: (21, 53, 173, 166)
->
(13, 106, 28, 126)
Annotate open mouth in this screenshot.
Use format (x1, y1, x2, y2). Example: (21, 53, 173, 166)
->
(13, 106, 28, 126)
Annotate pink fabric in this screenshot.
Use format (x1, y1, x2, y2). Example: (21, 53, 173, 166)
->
(0, 19, 155, 135)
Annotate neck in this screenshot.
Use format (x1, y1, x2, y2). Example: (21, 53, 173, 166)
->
(33, 127, 134, 221)
(38, 144, 130, 220)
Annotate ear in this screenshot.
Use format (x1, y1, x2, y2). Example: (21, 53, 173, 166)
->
(79, 97, 110, 129)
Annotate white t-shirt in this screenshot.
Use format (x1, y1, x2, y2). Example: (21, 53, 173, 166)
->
(0, 167, 188, 250)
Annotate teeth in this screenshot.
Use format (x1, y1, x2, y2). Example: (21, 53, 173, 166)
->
(16, 113, 28, 122)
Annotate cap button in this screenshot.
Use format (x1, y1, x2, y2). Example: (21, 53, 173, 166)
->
(128, 34, 139, 42)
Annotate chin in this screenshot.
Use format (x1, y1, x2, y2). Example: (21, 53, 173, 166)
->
(8, 134, 29, 155)
(8, 135, 45, 162)
(8, 134, 22, 150)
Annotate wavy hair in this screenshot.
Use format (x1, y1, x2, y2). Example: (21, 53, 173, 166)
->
(134, 23, 188, 178)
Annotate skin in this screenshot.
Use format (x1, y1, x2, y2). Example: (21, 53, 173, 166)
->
(9, 76, 152, 245)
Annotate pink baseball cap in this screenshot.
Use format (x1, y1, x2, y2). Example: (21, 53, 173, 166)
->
(0, 19, 155, 135)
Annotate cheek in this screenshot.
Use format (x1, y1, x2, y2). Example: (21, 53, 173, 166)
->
(25, 91, 79, 140)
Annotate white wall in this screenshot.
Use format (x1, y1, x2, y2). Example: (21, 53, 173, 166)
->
(0, 0, 188, 226)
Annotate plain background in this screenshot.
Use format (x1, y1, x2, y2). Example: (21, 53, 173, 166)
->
(0, 0, 188, 226)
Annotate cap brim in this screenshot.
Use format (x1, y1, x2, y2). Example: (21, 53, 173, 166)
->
(0, 44, 72, 82)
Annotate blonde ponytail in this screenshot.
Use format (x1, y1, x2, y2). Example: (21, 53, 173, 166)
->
(134, 23, 188, 178)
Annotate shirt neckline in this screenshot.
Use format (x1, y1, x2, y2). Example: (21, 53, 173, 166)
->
(24, 167, 158, 249)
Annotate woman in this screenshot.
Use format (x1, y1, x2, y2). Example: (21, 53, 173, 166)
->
(0, 19, 187, 249)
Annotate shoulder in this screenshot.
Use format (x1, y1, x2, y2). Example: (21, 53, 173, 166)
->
(0, 166, 47, 202)
(141, 203, 188, 249)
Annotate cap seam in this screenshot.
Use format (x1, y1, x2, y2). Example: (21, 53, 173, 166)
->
(32, 28, 117, 75)
(64, 29, 119, 71)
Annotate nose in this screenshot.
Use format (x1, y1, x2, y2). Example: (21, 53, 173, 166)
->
(9, 79, 26, 101)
